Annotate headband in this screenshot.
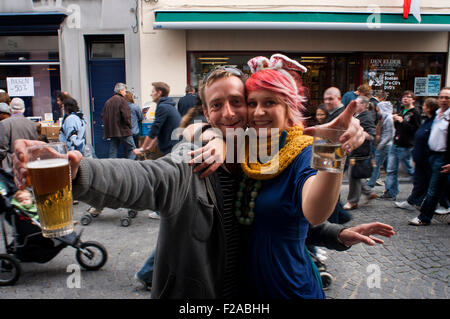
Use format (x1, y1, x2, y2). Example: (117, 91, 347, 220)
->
(247, 54, 307, 93)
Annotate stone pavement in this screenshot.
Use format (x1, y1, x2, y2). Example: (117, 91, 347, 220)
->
(0, 182, 448, 299)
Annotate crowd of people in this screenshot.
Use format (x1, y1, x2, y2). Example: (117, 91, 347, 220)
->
(2, 52, 448, 299)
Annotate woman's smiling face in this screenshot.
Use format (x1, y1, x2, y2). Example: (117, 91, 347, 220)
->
(247, 89, 290, 136)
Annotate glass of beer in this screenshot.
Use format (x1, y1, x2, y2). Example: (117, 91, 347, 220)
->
(26, 142, 74, 238)
(310, 128, 347, 173)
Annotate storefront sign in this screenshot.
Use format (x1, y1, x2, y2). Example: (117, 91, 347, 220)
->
(414, 77, 428, 96)
(367, 59, 402, 91)
(7, 77, 35, 97)
(427, 74, 441, 96)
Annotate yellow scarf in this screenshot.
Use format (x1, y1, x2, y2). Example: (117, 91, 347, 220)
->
(241, 126, 313, 180)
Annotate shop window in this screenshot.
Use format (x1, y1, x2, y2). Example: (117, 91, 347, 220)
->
(363, 53, 445, 112)
(0, 36, 59, 62)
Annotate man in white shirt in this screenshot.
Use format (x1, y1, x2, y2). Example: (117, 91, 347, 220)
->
(409, 87, 450, 226)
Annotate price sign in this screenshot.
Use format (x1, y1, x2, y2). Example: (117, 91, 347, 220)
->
(7, 77, 35, 97)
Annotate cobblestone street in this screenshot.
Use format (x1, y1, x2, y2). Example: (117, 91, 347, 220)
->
(1, 182, 448, 299)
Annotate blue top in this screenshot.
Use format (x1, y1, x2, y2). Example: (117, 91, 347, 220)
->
(412, 115, 435, 165)
(148, 97, 181, 155)
(177, 93, 197, 117)
(128, 102, 144, 136)
(341, 91, 358, 107)
(245, 146, 324, 299)
(59, 112, 87, 154)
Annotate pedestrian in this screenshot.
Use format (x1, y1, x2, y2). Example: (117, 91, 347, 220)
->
(177, 85, 197, 117)
(343, 96, 377, 210)
(102, 82, 136, 159)
(0, 98, 38, 171)
(58, 97, 87, 154)
(315, 104, 328, 125)
(341, 84, 373, 107)
(56, 91, 72, 119)
(380, 90, 421, 200)
(12, 63, 394, 299)
(409, 87, 450, 225)
(124, 91, 144, 150)
(133, 82, 181, 157)
(367, 91, 394, 188)
(179, 96, 207, 128)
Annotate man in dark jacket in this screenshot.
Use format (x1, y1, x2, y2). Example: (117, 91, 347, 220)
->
(177, 85, 197, 117)
(102, 82, 136, 159)
(133, 82, 181, 157)
(382, 90, 421, 200)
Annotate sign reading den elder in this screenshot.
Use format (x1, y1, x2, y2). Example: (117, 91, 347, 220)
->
(7, 77, 35, 97)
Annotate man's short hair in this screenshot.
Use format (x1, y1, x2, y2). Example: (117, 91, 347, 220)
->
(356, 95, 370, 107)
(199, 69, 247, 110)
(323, 87, 341, 98)
(10, 97, 25, 113)
(152, 82, 170, 97)
(402, 90, 415, 100)
(357, 84, 372, 96)
(185, 85, 195, 94)
(114, 82, 127, 94)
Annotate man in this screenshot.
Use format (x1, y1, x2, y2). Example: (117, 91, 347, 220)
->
(409, 87, 450, 225)
(341, 84, 373, 107)
(133, 82, 181, 157)
(323, 87, 346, 123)
(177, 85, 197, 117)
(381, 90, 421, 200)
(13, 69, 393, 299)
(0, 98, 38, 170)
(102, 82, 136, 159)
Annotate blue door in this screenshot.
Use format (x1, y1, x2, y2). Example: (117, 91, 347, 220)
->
(87, 37, 126, 158)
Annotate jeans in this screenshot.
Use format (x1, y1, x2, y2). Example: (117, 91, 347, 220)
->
(418, 153, 447, 223)
(384, 145, 414, 198)
(406, 162, 431, 207)
(136, 249, 155, 285)
(109, 136, 136, 159)
(367, 144, 391, 188)
(347, 165, 373, 204)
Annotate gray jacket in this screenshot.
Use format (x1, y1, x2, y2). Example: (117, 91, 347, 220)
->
(377, 101, 394, 150)
(72, 142, 348, 298)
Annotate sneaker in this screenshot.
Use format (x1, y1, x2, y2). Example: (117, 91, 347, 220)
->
(408, 217, 430, 226)
(435, 207, 450, 215)
(148, 212, 160, 220)
(376, 179, 384, 186)
(343, 202, 358, 210)
(394, 201, 415, 211)
(134, 274, 152, 291)
(379, 192, 396, 201)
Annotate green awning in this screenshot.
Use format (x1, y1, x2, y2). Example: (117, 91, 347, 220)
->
(154, 11, 450, 31)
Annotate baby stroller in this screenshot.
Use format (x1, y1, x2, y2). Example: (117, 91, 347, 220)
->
(81, 207, 138, 227)
(308, 246, 333, 290)
(0, 168, 108, 286)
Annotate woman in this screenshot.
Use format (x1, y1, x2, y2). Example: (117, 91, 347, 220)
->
(124, 91, 144, 148)
(315, 104, 328, 125)
(56, 91, 71, 119)
(343, 96, 377, 210)
(59, 97, 87, 155)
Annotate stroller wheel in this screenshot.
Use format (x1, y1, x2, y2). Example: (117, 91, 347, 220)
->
(76, 241, 108, 271)
(128, 210, 138, 219)
(320, 271, 334, 291)
(0, 254, 21, 286)
(81, 214, 93, 226)
(120, 217, 131, 227)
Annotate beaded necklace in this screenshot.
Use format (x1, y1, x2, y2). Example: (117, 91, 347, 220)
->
(234, 175, 262, 225)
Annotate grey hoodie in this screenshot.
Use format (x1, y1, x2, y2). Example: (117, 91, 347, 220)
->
(377, 101, 394, 150)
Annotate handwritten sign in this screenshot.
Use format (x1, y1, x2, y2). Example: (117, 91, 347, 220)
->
(414, 77, 428, 96)
(427, 75, 441, 96)
(7, 77, 35, 97)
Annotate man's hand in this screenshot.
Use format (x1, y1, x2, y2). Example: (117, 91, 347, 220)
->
(12, 139, 83, 189)
(189, 137, 226, 178)
(441, 164, 450, 174)
(338, 222, 395, 247)
(303, 100, 365, 154)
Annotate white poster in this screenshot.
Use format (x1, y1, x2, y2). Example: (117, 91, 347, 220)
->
(7, 77, 35, 97)
(414, 77, 428, 96)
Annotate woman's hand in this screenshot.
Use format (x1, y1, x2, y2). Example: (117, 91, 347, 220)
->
(304, 100, 365, 154)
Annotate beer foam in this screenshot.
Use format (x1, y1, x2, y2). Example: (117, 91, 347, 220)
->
(27, 158, 69, 169)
